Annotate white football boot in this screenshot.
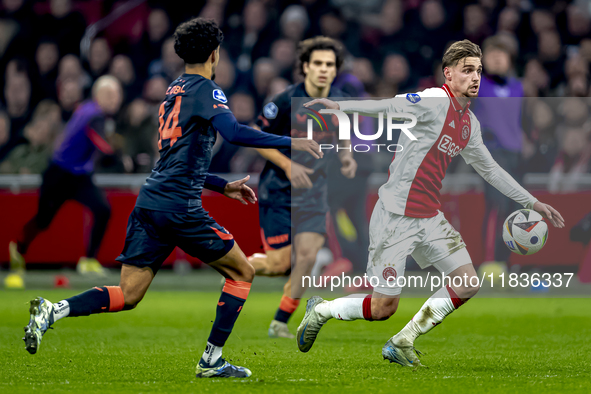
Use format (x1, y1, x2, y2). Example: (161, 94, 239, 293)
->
(268, 320, 295, 339)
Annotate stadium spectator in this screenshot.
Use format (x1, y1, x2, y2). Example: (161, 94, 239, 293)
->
(251, 58, 279, 109)
(0, 110, 9, 148)
(148, 37, 184, 82)
(130, 8, 171, 77)
(522, 58, 550, 96)
(224, 0, 272, 71)
(35, 38, 60, 100)
(474, 35, 525, 267)
(279, 5, 309, 42)
(213, 51, 237, 95)
(496, 6, 521, 35)
(38, 0, 87, 56)
(117, 98, 157, 173)
(109, 54, 141, 101)
(549, 127, 591, 193)
(142, 76, 168, 124)
(0, 71, 32, 161)
(57, 78, 83, 122)
(0, 99, 61, 174)
(266, 77, 290, 102)
(538, 30, 566, 90)
(463, 4, 491, 47)
(564, 4, 591, 46)
(350, 57, 376, 92)
(379, 53, 412, 96)
(270, 38, 297, 81)
(57, 54, 92, 95)
(86, 37, 112, 81)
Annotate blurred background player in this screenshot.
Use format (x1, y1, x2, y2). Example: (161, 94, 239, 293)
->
(248, 36, 357, 338)
(8, 75, 121, 286)
(22, 18, 321, 379)
(297, 40, 565, 366)
(473, 35, 525, 272)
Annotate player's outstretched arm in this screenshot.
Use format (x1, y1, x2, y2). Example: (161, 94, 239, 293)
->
(211, 113, 322, 159)
(304, 97, 396, 118)
(465, 144, 565, 228)
(255, 148, 314, 189)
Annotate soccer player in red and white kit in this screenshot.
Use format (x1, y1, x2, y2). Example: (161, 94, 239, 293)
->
(296, 40, 565, 366)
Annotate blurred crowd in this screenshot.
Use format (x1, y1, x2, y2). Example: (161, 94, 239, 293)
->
(1, 0, 590, 190)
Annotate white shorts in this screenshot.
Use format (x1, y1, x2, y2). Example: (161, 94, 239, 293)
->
(366, 200, 472, 296)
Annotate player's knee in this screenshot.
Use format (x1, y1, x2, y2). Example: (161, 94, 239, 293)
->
(122, 294, 143, 310)
(455, 277, 480, 299)
(121, 288, 145, 310)
(239, 261, 256, 283)
(267, 257, 290, 276)
(295, 249, 317, 266)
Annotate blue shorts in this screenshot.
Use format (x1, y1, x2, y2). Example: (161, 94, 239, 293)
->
(116, 207, 235, 274)
(259, 204, 326, 251)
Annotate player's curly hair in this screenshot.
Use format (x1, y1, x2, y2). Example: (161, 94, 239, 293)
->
(296, 36, 344, 76)
(441, 39, 482, 71)
(173, 18, 224, 64)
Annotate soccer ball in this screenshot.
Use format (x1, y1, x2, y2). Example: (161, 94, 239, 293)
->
(502, 209, 548, 255)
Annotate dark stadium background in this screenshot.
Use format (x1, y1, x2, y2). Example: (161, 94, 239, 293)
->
(0, 0, 590, 277)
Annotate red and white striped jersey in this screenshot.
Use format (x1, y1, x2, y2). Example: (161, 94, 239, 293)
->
(338, 84, 537, 218)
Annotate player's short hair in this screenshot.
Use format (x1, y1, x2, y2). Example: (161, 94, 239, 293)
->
(441, 39, 482, 71)
(173, 18, 224, 64)
(296, 36, 344, 76)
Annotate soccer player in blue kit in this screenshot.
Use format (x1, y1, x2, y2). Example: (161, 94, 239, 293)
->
(248, 37, 357, 338)
(22, 18, 321, 379)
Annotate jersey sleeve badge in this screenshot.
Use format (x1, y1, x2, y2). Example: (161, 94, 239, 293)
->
(406, 93, 421, 103)
(263, 102, 278, 119)
(213, 89, 228, 103)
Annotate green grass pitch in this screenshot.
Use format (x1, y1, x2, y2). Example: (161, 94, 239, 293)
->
(1, 290, 590, 393)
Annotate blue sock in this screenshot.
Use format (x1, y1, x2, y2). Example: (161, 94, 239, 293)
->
(202, 280, 251, 367)
(66, 286, 125, 316)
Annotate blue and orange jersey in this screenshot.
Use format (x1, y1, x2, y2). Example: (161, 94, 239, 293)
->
(255, 83, 345, 213)
(135, 74, 233, 213)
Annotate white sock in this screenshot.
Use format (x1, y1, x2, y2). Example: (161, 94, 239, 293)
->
(399, 286, 457, 341)
(201, 341, 223, 366)
(315, 294, 369, 321)
(52, 300, 70, 322)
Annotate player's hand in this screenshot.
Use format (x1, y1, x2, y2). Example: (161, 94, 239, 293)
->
(286, 162, 314, 189)
(533, 201, 565, 228)
(340, 156, 357, 179)
(304, 98, 340, 110)
(224, 175, 257, 205)
(291, 138, 323, 159)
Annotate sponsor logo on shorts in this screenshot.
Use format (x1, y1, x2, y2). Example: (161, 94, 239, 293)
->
(267, 234, 289, 245)
(382, 267, 397, 280)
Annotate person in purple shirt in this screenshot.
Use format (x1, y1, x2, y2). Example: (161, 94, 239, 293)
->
(9, 76, 122, 278)
(473, 36, 524, 267)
